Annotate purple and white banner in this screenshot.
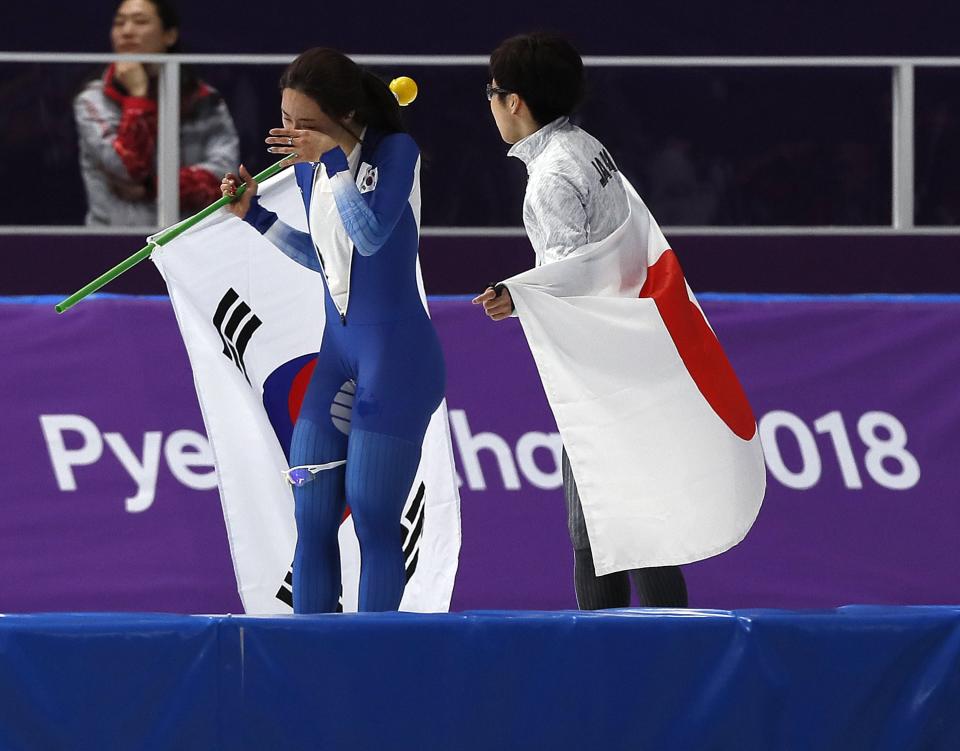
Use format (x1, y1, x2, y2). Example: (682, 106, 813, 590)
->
(1, 294, 957, 612)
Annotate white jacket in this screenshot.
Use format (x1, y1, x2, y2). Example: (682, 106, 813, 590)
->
(509, 117, 629, 266)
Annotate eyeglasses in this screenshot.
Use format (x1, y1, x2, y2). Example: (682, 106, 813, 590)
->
(485, 83, 513, 101)
(281, 460, 347, 487)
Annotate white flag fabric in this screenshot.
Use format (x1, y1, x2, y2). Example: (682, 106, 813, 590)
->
(504, 177, 765, 576)
(151, 168, 461, 613)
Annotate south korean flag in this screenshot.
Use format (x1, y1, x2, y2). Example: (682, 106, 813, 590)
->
(151, 167, 461, 613)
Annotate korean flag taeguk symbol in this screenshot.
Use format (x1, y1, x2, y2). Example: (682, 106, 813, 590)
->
(357, 162, 378, 194)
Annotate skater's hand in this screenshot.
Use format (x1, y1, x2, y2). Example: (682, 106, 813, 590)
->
(221, 164, 257, 218)
(266, 128, 338, 164)
(472, 285, 514, 321)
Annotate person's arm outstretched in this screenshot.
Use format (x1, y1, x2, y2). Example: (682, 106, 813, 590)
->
(221, 165, 320, 272)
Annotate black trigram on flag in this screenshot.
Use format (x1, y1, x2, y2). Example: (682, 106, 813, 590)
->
(274, 482, 426, 608)
(402, 482, 426, 582)
(276, 568, 294, 608)
(212, 288, 262, 384)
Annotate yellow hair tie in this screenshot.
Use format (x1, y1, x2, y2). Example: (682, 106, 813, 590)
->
(389, 76, 418, 107)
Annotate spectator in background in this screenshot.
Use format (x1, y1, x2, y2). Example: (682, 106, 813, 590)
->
(74, 0, 238, 226)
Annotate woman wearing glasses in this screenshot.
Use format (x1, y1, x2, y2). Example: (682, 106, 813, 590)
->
(474, 33, 688, 610)
(221, 48, 445, 613)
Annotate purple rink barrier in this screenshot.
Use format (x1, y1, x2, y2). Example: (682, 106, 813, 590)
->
(0, 294, 958, 612)
(1, 609, 959, 750)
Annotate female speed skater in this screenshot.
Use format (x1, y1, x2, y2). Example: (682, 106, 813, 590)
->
(474, 33, 689, 610)
(222, 48, 444, 613)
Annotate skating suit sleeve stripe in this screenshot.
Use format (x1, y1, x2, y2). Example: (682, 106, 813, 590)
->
(244, 196, 321, 272)
(321, 134, 419, 257)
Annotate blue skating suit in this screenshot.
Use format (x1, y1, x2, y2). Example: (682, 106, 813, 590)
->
(244, 128, 445, 612)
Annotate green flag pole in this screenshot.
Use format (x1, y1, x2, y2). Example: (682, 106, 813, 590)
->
(54, 156, 295, 314)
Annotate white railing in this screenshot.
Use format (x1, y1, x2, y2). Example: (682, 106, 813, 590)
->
(2, 52, 960, 236)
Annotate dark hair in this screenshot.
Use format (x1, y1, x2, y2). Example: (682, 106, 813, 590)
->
(114, 0, 182, 51)
(489, 33, 585, 126)
(108, 0, 203, 95)
(279, 48, 405, 135)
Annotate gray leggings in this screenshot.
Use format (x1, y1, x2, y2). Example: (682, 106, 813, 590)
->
(561, 449, 688, 609)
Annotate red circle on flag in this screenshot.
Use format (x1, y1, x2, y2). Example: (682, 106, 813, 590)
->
(639, 250, 757, 440)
